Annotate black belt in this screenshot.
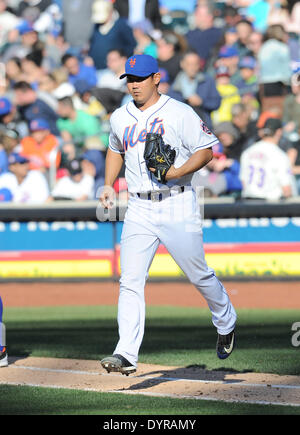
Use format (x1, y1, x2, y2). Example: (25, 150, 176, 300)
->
(136, 186, 185, 201)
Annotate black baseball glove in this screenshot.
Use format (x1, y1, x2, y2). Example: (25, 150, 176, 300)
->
(144, 133, 176, 184)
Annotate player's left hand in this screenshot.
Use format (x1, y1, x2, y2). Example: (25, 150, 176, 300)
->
(149, 165, 177, 180)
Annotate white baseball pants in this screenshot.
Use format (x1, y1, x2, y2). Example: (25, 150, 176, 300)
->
(113, 189, 237, 366)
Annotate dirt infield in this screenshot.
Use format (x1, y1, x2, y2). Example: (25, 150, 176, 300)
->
(1, 280, 300, 409)
(1, 280, 300, 308)
(1, 356, 300, 408)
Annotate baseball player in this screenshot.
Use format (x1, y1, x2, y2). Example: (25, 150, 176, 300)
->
(100, 54, 237, 375)
(240, 117, 297, 200)
(0, 295, 8, 367)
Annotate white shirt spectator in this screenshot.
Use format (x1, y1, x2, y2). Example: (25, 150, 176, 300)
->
(97, 69, 127, 92)
(0, 170, 49, 203)
(51, 174, 95, 200)
(0, 9, 20, 44)
(240, 140, 297, 200)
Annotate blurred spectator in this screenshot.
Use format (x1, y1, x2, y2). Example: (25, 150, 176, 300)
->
(0, 187, 13, 202)
(61, 0, 94, 55)
(159, 0, 196, 34)
(74, 80, 123, 119)
(185, 3, 223, 65)
(0, 0, 20, 49)
(235, 18, 253, 57)
(211, 65, 241, 125)
(0, 140, 8, 176)
(171, 51, 221, 128)
(282, 70, 300, 137)
(20, 118, 61, 171)
(16, 0, 52, 17)
(88, 0, 136, 70)
(246, 30, 263, 57)
(39, 68, 76, 101)
(217, 45, 241, 85)
(49, 157, 94, 201)
(240, 117, 297, 200)
(114, 0, 162, 29)
(223, 26, 239, 49)
(5, 57, 23, 87)
(235, 56, 259, 104)
(43, 31, 70, 70)
(32, 3, 63, 36)
(267, 0, 290, 30)
(223, 4, 241, 28)
(194, 135, 242, 198)
(80, 149, 105, 199)
(286, 1, 300, 35)
(245, 0, 270, 33)
(0, 152, 50, 203)
(214, 120, 241, 161)
(0, 127, 20, 176)
(20, 50, 46, 89)
(56, 96, 108, 150)
(258, 24, 292, 117)
(0, 128, 20, 162)
(97, 48, 127, 91)
(13, 81, 60, 136)
(157, 67, 177, 99)
(132, 20, 158, 58)
(231, 102, 259, 157)
(156, 30, 187, 84)
(0, 96, 29, 137)
(61, 53, 98, 88)
(2, 20, 39, 62)
(286, 138, 300, 194)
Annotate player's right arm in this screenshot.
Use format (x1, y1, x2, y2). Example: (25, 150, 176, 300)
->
(99, 148, 124, 209)
(99, 111, 125, 208)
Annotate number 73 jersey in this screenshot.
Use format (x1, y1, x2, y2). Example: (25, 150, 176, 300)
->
(240, 140, 297, 200)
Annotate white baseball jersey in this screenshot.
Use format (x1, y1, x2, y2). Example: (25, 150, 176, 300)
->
(109, 94, 219, 193)
(240, 140, 296, 200)
(51, 174, 95, 200)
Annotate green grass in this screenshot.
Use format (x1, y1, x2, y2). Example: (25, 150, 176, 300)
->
(3, 305, 300, 375)
(0, 385, 299, 415)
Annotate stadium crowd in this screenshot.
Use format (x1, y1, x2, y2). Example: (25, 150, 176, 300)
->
(0, 0, 300, 203)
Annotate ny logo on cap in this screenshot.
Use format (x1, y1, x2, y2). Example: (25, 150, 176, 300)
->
(130, 58, 136, 68)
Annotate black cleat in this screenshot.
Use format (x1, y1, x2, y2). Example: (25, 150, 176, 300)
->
(216, 330, 235, 360)
(100, 354, 136, 376)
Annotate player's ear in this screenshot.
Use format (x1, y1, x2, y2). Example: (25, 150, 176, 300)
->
(153, 72, 161, 86)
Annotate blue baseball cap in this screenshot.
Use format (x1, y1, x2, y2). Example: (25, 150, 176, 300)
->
(74, 80, 93, 95)
(16, 20, 35, 35)
(239, 56, 256, 70)
(0, 98, 12, 116)
(0, 188, 13, 202)
(8, 153, 29, 165)
(120, 54, 159, 79)
(219, 45, 239, 58)
(29, 119, 50, 131)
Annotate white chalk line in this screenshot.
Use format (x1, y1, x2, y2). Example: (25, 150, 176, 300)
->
(0, 381, 300, 409)
(11, 365, 300, 391)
